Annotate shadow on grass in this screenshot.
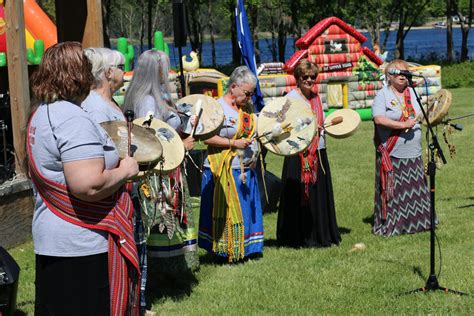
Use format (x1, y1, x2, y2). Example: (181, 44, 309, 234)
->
(145, 255, 199, 305)
(264, 230, 351, 249)
(14, 300, 34, 315)
(199, 252, 263, 266)
(363, 214, 374, 226)
(457, 204, 474, 209)
(145, 271, 199, 305)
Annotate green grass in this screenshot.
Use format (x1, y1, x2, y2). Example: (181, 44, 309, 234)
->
(8, 87, 474, 315)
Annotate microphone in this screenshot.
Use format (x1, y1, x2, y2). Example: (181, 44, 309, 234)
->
(442, 120, 463, 131)
(388, 68, 414, 78)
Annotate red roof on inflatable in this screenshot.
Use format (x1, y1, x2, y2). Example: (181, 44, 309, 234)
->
(284, 16, 383, 72)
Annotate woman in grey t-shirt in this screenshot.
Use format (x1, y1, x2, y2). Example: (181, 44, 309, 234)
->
(372, 59, 431, 236)
(28, 42, 139, 315)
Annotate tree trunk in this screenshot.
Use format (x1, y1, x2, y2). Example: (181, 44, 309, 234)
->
(147, 0, 152, 49)
(139, 0, 146, 52)
(446, 0, 455, 62)
(456, 0, 472, 62)
(395, 21, 405, 59)
(208, 0, 216, 66)
(186, 1, 203, 63)
(230, 1, 241, 64)
(277, 20, 287, 63)
(248, 2, 260, 64)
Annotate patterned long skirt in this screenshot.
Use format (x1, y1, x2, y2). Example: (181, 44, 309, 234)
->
(198, 167, 264, 259)
(138, 168, 199, 290)
(373, 155, 431, 236)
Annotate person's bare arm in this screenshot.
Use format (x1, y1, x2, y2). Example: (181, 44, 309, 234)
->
(63, 156, 138, 202)
(373, 115, 416, 130)
(204, 135, 251, 149)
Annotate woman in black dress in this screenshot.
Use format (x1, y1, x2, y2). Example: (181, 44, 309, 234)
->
(277, 59, 341, 247)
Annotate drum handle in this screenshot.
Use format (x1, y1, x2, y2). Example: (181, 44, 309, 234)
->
(190, 100, 204, 137)
(125, 110, 135, 157)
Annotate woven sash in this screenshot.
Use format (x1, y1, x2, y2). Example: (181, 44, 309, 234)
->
(298, 93, 324, 203)
(27, 117, 139, 316)
(207, 106, 254, 261)
(375, 88, 415, 220)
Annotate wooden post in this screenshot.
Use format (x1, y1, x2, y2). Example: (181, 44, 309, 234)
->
(5, 0, 30, 176)
(82, 0, 104, 47)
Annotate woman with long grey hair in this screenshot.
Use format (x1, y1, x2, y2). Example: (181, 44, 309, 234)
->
(123, 50, 181, 127)
(124, 49, 199, 290)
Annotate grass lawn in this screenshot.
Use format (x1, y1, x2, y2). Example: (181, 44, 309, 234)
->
(8, 87, 474, 315)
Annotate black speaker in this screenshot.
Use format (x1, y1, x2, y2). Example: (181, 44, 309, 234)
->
(0, 247, 20, 316)
(172, 0, 187, 48)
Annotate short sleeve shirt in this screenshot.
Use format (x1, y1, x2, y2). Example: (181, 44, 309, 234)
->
(81, 90, 125, 123)
(29, 101, 119, 257)
(372, 86, 422, 158)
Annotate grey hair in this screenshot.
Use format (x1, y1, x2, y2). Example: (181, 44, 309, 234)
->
(83, 47, 124, 88)
(123, 50, 174, 119)
(228, 65, 257, 88)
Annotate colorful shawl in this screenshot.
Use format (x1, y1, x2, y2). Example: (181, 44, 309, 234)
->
(298, 93, 325, 204)
(375, 88, 415, 220)
(27, 117, 140, 316)
(207, 105, 255, 262)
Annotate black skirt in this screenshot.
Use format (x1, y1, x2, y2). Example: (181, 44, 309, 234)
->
(277, 149, 341, 247)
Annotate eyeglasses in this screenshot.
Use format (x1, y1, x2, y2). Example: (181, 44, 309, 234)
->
(301, 75, 317, 80)
(236, 85, 255, 97)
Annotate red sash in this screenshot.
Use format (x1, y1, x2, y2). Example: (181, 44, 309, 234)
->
(298, 93, 325, 203)
(27, 116, 139, 316)
(375, 88, 415, 220)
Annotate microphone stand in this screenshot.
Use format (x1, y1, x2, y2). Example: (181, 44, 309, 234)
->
(404, 76, 467, 296)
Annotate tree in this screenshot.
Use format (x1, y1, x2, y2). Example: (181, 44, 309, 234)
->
(446, 0, 455, 62)
(454, 0, 473, 61)
(391, 0, 431, 60)
(247, 0, 262, 64)
(350, 0, 392, 52)
(207, 0, 217, 66)
(186, 0, 205, 62)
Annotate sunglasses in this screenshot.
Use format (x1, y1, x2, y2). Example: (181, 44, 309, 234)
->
(113, 64, 125, 71)
(301, 75, 317, 80)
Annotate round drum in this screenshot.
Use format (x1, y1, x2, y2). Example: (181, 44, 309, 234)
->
(257, 97, 317, 156)
(324, 109, 361, 139)
(422, 89, 452, 126)
(133, 117, 185, 174)
(176, 94, 224, 140)
(100, 121, 163, 171)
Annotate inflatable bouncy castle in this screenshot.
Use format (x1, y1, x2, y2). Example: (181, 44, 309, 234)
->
(284, 16, 384, 119)
(0, 0, 57, 65)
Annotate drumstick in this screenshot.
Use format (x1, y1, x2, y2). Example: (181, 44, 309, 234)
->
(323, 116, 343, 128)
(256, 122, 292, 140)
(124, 110, 134, 157)
(190, 99, 203, 137)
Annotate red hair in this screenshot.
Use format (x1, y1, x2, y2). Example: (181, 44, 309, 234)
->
(30, 42, 93, 104)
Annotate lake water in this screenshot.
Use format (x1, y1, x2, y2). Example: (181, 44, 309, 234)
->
(166, 27, 474, 67)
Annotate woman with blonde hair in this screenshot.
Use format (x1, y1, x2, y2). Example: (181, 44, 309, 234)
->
(277, 59, 341, 248)
(372, 59, 431, 236)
